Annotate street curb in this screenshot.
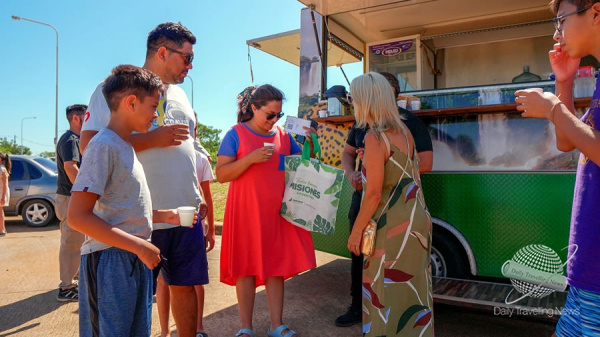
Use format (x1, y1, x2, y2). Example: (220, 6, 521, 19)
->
(214, 221, 223, 235)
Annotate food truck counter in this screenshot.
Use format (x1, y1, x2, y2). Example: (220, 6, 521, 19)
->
(313, 80, 594, 123)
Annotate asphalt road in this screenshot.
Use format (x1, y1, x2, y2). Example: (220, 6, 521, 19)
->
(0, 216, 557, 337)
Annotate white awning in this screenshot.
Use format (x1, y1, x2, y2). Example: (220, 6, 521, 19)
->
(247, 29, 362, 67)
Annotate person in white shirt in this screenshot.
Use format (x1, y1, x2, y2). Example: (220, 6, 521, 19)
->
(80, 22, 208, 337)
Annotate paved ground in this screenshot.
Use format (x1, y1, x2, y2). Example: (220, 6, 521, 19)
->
(0, 217, 359, 337)
(0, 216, 556, 337)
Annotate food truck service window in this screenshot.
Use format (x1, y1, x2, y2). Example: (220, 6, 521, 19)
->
(367, 36, 421, 92)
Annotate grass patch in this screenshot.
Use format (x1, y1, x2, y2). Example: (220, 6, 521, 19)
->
(209, 180, 228, 222)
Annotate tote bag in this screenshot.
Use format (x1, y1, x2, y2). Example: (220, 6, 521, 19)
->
(281, 134, 344, 235)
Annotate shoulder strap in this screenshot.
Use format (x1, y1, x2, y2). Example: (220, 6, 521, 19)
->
(380, 131, 391, 158)
(370, 129, 391, 158)
(398, 123, 415, 157)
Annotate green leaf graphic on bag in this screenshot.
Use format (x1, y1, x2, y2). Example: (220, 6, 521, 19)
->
(310, 159, 320, 171)
(294, 218, 307, 226)
(287, 157, 302, 171)
(324, 182, 342, 195)
(280, 152, 342, 236)
(313, 215, 334, 236)
(320, 164, 336, 174)
(324, 172, 344, 195)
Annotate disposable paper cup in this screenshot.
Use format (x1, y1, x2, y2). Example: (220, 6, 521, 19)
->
(397, 100, 408, 109)
(411, 101, 421, 111)
(318, 110, 328, 118)
(263, 142, 275, 148)
(177, 206, 195, 227)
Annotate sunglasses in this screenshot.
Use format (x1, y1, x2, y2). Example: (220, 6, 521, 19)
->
(265, 112, 284, 120)
(164, 46, 194, 65)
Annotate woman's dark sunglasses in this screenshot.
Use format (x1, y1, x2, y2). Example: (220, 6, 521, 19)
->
(164, 46, 194, 65)
(266, 112, 284, 120)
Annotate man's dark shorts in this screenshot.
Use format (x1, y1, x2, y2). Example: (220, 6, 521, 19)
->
(151, 221, 209, 287)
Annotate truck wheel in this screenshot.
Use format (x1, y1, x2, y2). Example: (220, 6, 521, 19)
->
(431, 230, 469, 278)
(21, 199, 55, 227)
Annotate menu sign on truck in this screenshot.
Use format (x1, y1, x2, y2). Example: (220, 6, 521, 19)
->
(370, 40, 413, 57)
(368, 37, 419, 91)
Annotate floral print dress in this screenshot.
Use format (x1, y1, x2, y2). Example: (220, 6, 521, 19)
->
(362, 131, 434, 337)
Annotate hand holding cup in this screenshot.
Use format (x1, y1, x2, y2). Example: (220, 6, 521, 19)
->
(177, 206, 196, 227)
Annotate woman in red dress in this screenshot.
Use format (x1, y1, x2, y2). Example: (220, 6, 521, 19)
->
(216, 85, 316, 337)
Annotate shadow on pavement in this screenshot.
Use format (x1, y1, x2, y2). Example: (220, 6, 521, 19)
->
(0, 323, 40, 337)
(203, 259, 361, 336)
(3, 218, 59, 234)
(0, 290, 63, 335)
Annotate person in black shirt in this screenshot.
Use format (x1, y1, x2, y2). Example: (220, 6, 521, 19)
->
(335, 72, 433, 327)
(55, 104, 87, 302)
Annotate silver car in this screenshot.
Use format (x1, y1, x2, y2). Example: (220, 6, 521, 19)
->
(3, 155, 58, 227)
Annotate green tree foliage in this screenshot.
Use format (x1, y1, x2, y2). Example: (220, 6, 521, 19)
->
(196, 123, 221, 161)
(0, 137, 31, 155)
(39, 151, 56, 158)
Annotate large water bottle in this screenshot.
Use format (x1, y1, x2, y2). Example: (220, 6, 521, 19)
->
(574, 66, 596, 98)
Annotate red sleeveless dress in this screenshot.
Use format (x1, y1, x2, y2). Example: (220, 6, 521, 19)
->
(220, 124, 316, 287)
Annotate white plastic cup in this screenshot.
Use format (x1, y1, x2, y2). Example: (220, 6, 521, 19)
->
(264, 142, 275, 159)
(411, 101, 421, 111)
(177, 206, 196, 227)
(397, 100, 408, 109)
(318, 110, 328, 118)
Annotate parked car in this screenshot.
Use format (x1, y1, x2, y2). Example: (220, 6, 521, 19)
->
(3, 155, 58, 227)
(33, 157, 58, 174)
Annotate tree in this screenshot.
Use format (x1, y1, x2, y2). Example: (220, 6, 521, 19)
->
(196, 123, 221, 162)
(39, 151, 56, 159)
(0, 137, 31, 155)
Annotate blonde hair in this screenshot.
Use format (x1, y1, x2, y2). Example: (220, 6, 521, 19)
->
(350, 72, 405, 133)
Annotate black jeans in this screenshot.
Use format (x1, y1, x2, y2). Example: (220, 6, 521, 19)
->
(348, 191, 363, 312)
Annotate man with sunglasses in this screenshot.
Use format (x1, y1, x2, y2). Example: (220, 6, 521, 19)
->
(515, 1, 600, 336)
(80, 22, 210, 337)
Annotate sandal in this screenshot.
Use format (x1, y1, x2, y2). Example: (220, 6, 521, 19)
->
(0, 231, 6, 237)
(235, 328, 254, 337)
(267, 324, 297, 337)
(196, 333, 208, 337)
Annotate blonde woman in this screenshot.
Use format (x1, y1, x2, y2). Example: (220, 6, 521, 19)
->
(347, 72, 433, 336)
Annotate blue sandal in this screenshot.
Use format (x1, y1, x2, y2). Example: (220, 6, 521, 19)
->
(267, 324, 297, 337)
(235, 328, 254, 337)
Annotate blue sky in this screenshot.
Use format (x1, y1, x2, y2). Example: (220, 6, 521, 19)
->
(1, 0, 362, 155)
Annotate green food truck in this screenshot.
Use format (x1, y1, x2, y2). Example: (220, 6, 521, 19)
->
(247, 0, 597, 311)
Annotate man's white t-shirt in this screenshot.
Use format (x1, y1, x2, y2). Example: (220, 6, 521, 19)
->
(196, 151, 214, 183)
(83, 83, 201, 230)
